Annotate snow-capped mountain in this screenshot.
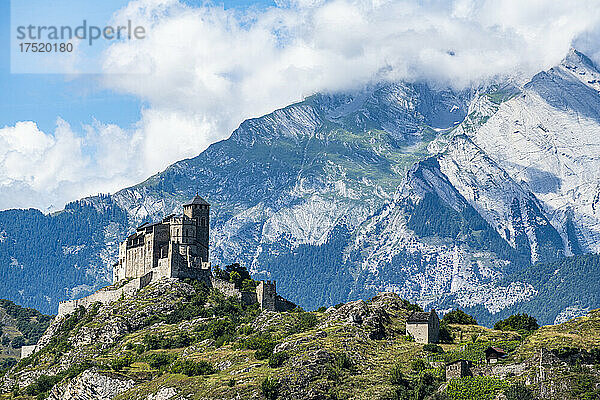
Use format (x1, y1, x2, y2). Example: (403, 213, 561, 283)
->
(1, 50, 599, 325)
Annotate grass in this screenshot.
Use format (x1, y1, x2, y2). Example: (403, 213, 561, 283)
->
(515, 309, 600, 358)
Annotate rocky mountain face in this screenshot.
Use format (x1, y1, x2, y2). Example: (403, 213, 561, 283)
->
(1, 278, 599, 400)
(1, 50, 600, 325)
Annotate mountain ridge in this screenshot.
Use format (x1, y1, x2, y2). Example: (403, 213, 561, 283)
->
(0, 50, 599, 326)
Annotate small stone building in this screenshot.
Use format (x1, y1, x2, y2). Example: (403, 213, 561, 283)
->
(406, 309, 439, 343)
(446, 359, 472, 380)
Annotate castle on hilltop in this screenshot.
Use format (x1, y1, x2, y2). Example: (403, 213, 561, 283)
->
(113, 195, 211, 283)
(57, 195, 295, 316)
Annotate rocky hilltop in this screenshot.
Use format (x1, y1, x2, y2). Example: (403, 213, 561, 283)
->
(1, 277, 599, 400)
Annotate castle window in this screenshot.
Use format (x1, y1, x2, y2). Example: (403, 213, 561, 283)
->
(201, 217, 206, 227)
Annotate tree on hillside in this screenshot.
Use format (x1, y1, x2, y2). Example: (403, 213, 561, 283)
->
(442, 309, 477, 325)
(494, 313, 539, 333)
(225, 263, 252, 289)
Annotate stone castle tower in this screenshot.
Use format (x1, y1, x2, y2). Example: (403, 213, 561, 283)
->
(256, 280, 277, 311)
(183, 195, 210, 262)
(113, 195, 211, 283)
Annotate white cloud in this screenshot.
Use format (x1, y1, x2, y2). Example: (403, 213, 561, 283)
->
(0, 120, 145, 211)
(3, 0, 600, 211)
(99, 0, 600, 171)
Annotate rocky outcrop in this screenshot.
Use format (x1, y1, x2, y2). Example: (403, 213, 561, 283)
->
(48, 369, 135, 400)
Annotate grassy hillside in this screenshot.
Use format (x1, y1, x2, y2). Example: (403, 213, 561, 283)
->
(1, 279, 599, 400)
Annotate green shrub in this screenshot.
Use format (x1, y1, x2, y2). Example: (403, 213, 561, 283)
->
(143, 352, 177, 369)
(60, 306, 85, 333)
(268, 351, 289, 368)
(237, 325, 254, 336)
(62, 362, 93, 380)
(401, 299, 423, 312)
(25, 374, 62, 396)
(242, 333, 276, 360)
(316, 306, 327, 312)
(494, 314, 539, 333)
(411, 359, 429, 372)
(334, 353, 353, 370)
(197, 318, 237, 341)
(110, 352, 136, 371)
(446, 376, 508, 400)
(414, 371, 439, 400)
(169, 359, 214, 376)
(298, 313, 318, 330)
(215, 333, 234, 348)
(0, 358, 17, 374)
(142, 332, 191, 350)
(390, 363, 408, 386)
(439, 322, 454, 343)
(423, 344, 444, 353)
(10, 336, 25, 348)
(133, 344, 146, 354)
(228, 378, 236, 387)
(287, 312, 318, 334)
(256, 345, 275, 360)
(261, 376, 280, 400)
(443, 310, 477, 325)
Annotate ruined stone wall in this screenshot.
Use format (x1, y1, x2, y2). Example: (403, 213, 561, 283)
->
(275, 295, 296, 311)
(211, 278, 241, 299)
(257, 281, 276, 311)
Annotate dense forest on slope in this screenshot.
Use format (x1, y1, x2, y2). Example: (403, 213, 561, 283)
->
(463, 254, 600, 327)
(0, 196, 128, 314)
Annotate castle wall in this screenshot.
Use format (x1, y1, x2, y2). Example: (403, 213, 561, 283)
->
(211, 278, 241, 299)
(125, 244, 145, 280)
(57, 274, 151, 316)
(275, 296, 296, 311)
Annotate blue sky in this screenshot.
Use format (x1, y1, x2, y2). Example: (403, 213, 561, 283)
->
(0, 0, 274, 133)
